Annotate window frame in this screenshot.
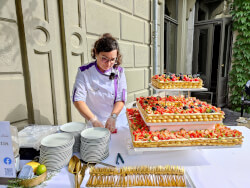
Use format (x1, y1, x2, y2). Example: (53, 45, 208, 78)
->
(164, 15, 178, 73)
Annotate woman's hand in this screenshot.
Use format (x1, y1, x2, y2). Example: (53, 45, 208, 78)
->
(105, 117, 116, 132)
(89, 116, 104, 128)
(92, 120, 104, 128)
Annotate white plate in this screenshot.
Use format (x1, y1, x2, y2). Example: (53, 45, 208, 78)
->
(40, 156, 71, 166)
(81, 137, 110, 143)
(60, 122, 86, 133)
(40, 145, 74, 153)
(81, 144, 109, 149)
(81, 132, 110, 139)
(81, 140, 110, 146)
(40, 144, 74, 152)
(81, 153, 108, 159)
(81, 127, 110, 140)
(40, 154, 72, 162)
(80, 148, 108, 152)
(42, 137, 75, 146)
(40, 157, 71, 165)
(40, 148, 72, 155)
(41, 142, 74, 150)
(81, 149, 109, 156)
(81, 149, 108, 153)
(80, 149, 108, 155)
(40, 150, 73, 158)
(41, 133, 74, 147)
(80, 147, 108, 153)
(81, 153, 109, 162)
(81, 142, 109, 147)
(41, 137, 75, 148)
(40, 153, 72, 162)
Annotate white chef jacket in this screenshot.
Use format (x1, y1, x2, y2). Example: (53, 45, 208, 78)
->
(72, 61, 127, 124)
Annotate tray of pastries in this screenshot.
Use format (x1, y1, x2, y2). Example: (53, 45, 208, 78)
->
(126, 108, 243, 148)
(151, 73, 203, 89)
(136, 96, 224, 131)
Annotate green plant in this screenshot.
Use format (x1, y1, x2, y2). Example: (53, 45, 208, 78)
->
(228, 0, 250, 112)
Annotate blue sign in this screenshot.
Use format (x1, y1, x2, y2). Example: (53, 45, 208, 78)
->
(4, 157, 12, 165)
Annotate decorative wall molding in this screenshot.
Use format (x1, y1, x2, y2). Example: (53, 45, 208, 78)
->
(21, 0, 67, 125)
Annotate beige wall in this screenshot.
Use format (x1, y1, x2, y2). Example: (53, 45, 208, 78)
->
(0, 0, 29, 130)
(0, 0, 164, 127)
(84, 0, 163, 108)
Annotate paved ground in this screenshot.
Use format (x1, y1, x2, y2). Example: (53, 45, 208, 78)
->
(222, 108, 250, 128)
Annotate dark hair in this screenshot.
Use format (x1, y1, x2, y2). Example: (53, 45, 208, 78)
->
(91, 33, 122, 66)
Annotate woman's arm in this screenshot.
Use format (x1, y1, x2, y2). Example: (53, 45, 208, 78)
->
(111, 101, 125, 116)
(74, 101, 95, 121)
(74, 101, 104, 127)
(105, 101, 124, 132)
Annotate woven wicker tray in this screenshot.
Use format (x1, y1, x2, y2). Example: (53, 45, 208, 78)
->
(19, 171, 47, 187)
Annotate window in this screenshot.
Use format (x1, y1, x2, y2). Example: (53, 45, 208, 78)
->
(165, 0, 178, 20)
(164, 0, 178, 73)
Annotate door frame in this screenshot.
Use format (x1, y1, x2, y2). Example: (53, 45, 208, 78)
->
(193, 23, 215, 90)
(216, 17, 232, 107)
(193, 18, 232, 106)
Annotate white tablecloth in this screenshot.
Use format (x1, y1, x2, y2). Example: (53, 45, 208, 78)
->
(18, 115, 250, 188)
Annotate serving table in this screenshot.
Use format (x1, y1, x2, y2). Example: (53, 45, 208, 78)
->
(16, 113, 250, 188)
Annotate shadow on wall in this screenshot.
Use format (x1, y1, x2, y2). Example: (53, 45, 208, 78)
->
(5, 104, 51, 127)
(5, 104, 27, 123)
(0, 0, 39, 67)
(20, 0, 39, 47)
(0, 0, 20, 67)
(33, 109, 52, 125)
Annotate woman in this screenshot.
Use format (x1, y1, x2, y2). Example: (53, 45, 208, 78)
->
(72, 33, 127, 132)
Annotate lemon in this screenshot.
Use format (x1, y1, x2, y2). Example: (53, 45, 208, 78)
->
(26, 161, 40, 173)
(36, 164, 47, 176)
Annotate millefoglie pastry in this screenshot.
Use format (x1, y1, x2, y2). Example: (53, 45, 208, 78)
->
(151, 73, 203, 89)
(136, 96, 224, 123)
(127, 108, 243, 148)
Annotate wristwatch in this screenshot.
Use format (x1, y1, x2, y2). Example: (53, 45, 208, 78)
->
(110, 113, 118, 120)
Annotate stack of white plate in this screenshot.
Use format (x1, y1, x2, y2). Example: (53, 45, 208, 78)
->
(80, 127, 110, 162)
(40, 133, 74, 171)
(60, 122, 86, 153)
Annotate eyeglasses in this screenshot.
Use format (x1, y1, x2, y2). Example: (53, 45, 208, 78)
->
(101, 56, 117, 64)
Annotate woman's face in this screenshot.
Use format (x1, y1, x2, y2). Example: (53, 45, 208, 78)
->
(96, 50, 117, 73)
